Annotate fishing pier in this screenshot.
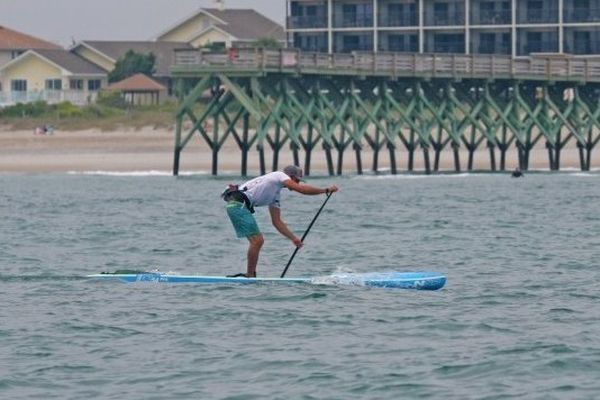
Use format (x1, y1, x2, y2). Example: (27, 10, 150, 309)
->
(171, 49, 600, 176)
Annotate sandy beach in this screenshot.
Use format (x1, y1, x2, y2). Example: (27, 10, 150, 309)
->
(0, 125, 597, 174)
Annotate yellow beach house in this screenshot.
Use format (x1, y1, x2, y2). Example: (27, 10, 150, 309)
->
(0, 49, 107, 106)
(155, 7, 285, 48)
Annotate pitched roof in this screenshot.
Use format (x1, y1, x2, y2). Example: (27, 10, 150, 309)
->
(157, 8, 285, 43)
(0, 49, 106, 75)
(107, 73, 166, 91)
(201, 8, 285, 42)
(0, 25, 61, 50)
(76, 41, 193, 76)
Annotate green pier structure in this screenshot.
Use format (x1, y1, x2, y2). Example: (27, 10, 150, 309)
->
(171, 49, 600, 176)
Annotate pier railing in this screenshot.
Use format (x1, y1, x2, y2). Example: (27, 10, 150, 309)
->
(172, 48, 600, 83)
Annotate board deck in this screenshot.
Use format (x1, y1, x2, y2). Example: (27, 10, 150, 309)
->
(87, 271, 446, 290)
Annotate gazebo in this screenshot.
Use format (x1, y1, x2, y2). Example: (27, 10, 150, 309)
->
(107, 73, 167, 106)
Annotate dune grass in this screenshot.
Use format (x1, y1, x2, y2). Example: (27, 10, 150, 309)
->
(0, 97, 182, 132)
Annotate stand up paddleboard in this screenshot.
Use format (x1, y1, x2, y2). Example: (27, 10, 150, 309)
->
(87, 271, 446, 290)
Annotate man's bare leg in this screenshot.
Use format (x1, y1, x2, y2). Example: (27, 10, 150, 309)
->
(246, 234, 264, 277)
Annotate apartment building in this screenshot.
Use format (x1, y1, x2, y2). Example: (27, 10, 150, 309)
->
(286, 0, 600, 56)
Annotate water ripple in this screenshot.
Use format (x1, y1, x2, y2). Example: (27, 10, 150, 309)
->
(1, 173, 600, 399)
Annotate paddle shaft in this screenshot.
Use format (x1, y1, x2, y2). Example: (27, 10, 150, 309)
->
(280, 192, 333, 278)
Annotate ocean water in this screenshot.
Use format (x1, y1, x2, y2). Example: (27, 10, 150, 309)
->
(1, 171, 599, 399)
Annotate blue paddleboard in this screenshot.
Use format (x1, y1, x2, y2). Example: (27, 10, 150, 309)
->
(87, 271, 446, 290)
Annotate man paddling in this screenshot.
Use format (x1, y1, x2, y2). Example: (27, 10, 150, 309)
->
(222, 165, 338, 278)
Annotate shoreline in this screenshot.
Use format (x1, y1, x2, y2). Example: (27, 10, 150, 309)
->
(1, 127, 598, 174)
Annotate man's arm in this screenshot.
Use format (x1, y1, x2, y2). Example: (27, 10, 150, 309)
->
(269, 206, 303, 247)
(282, 179, 338, 195)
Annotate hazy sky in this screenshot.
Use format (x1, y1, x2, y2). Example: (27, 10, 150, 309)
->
(0, 0, 286, 47)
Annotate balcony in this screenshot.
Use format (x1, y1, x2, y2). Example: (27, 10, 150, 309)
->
(293, 33, 329, 53)
(289, 2, 328, 28)
(334, 13, 374, 28)
(564, 7, 600, 23)
(564, 28, 600, 55)
(379, 32, 419, 52)
(288, 15, 328, 29)
(426, 10, 466, 26)
(518, 9, 559, 24)
(477, 43, 511, 54)
(379, 12, 418, 27)
(334, 32, 374, 52)
(524, 40, 558, 54)
(473, 9, 511, 25)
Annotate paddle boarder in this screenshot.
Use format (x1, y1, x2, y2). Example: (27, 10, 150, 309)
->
(222, 165, 338, 278)
(511, 167, 524, 178)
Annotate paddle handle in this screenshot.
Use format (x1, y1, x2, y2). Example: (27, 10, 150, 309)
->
(280, 192, 333, 278)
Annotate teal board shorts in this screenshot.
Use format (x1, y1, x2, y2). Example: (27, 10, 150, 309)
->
(226, 201, 261, 238)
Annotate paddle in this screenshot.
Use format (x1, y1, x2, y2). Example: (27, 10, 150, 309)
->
(280, 191, 333, 278)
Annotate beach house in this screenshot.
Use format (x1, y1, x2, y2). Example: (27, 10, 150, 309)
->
(71, 41, 193, 96)
(0, 49, 107, 106)
(0, 25, 61, 67)
(0, 6, 284, 106)
(156, 7, 285, 49)
(71, 7, 285, 96)
(0, 25, 107, 106)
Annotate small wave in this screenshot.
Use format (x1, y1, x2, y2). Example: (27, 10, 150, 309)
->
(569, 172, 599, 178)
(354, 172, 474, 180)
(67, 170, 209, 177)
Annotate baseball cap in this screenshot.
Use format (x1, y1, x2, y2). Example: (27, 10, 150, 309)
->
(283, 165, 304, 181)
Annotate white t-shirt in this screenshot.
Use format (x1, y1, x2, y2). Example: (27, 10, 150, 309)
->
(240, 171, 290, 208)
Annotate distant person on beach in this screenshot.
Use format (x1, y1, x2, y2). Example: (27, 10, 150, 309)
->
(511, 168, 524, 178)
(221, 165, 338, 278)
(34, 125, 54, 135)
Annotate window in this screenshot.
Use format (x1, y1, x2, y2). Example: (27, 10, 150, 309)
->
(388, 35, 406, 52)
(479, 33, 496, 54)
(408, 3, 419, 25)
(433, 2, 450, 25)
(409, 35, 418, 52)
(341, 2, 372, 27)
(387, 34, 418, 52)
(501, 33, 511, 53)
(527, 0, 543, 22)
(291, 2, 301, 16)
(11, 80, 27, 91)
(481, 2, 495, 13)
(45, 79, 62, 90)
(88, 79, 101, 91)
(388, 3, 403, 25)
(573, 31, 591, 54)
(343, 35, 360, 51)
(434, 33, 465, 53)
(479, 2, 497, 24)
(70, 79, 84, 90)
(295, 33, 328, 52)
(526, 31, 543, 52)
(572, 0, 590, 21)
(343, 4, 357, 24)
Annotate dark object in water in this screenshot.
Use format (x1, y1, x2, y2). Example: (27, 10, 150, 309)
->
(511, 168, 524, 178)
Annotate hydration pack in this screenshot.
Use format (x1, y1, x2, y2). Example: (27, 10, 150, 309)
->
(221, 184, 255, 213)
